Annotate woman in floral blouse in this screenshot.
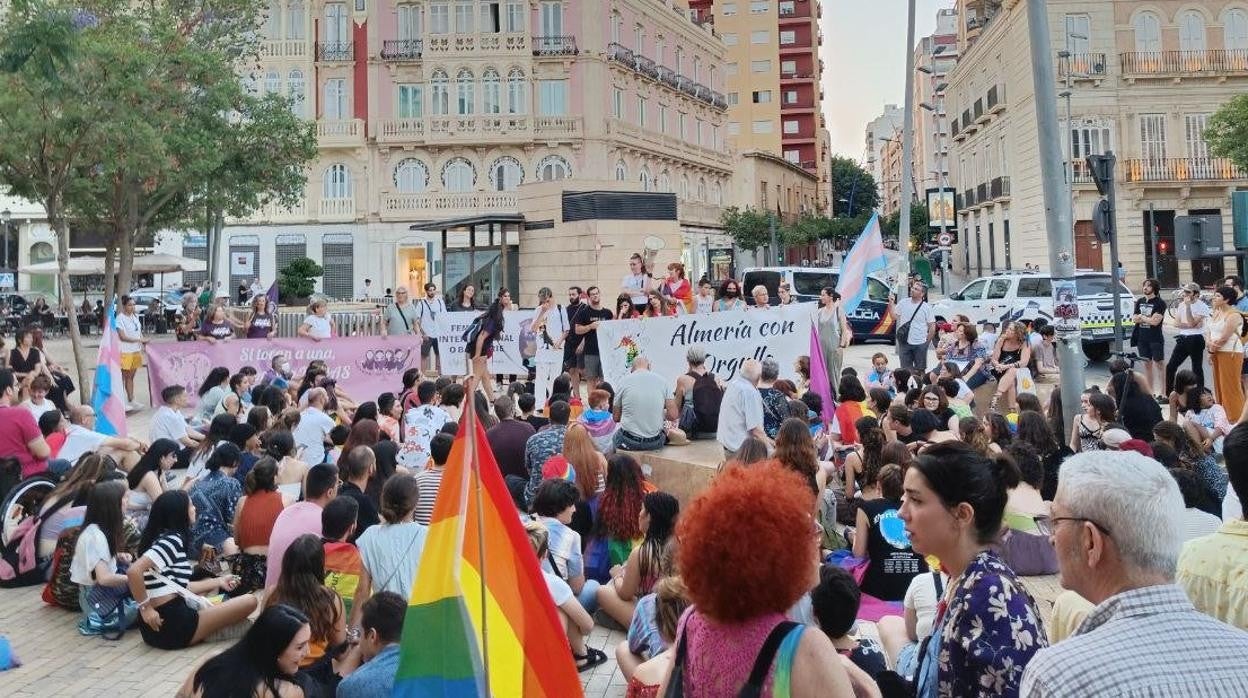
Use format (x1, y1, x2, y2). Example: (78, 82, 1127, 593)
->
(899, 441, 1047, 698)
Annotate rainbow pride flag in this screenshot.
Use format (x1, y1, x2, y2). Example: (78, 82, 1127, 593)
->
(393, 397, 582, 697)
(90, 298, 127, 437)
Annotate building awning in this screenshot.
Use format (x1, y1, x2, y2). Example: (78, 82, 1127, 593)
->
(408, 213, 526, 232)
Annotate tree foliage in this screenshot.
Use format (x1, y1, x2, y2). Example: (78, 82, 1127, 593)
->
(881, 203, 931, 250)
(1206, 94, 1248, 171)
(829, 156, 880, 218)
(721, 206, 774, 251)
(278, 257, 323, 301)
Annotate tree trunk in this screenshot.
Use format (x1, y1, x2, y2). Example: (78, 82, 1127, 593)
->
(116, 183, 139, 295)
(49, 198, 90, 395)
(102, 244, 117, 309)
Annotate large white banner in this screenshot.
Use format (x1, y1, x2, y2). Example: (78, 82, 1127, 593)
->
(434, 310, 534, 375)
(597, 303, 816, 386)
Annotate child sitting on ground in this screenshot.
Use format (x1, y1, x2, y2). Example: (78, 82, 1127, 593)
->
(810, 564, 889, 680)
(865, 353, 891, 393)
(579, 389, 618, 454)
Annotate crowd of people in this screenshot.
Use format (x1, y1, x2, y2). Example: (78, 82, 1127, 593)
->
(1, 256, 1248, 698)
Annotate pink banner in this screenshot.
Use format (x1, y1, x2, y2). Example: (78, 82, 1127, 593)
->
(145, 336, 423, 407)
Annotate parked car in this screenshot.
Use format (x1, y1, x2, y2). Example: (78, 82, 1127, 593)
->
(127, 288, 183, 315)
(931, 271, 1134, 362)
(740, 266, 895, 343)
(0, 292, 31, 315)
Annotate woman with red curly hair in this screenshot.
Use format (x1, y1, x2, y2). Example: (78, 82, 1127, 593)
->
(658, 465, 855, 697)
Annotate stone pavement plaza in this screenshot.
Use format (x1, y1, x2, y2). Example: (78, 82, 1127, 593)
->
(0, 335, 1073, 696)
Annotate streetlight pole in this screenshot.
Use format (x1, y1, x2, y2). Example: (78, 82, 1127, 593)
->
(898, 0, 917, 285)
(0, 209, 10, 273)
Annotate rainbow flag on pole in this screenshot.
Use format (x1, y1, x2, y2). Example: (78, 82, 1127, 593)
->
(392, 390, 582, 697)
(90, 298, 128, 437)
(835, 212, 889, 315)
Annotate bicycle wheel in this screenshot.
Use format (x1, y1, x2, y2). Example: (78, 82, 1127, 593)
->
(1, 475, 56, 546)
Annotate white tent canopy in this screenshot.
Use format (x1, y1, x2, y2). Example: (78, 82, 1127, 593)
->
(131, 253, 207, 274)
(19, 256, 107, 275)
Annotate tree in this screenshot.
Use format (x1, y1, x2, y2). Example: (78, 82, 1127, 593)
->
(721, 206, 774, 252)
(1207, 94, 1248, 171)
(829, 156, 880, 218)
(278, 257, 323, 302)
(882, 203, 930, 251)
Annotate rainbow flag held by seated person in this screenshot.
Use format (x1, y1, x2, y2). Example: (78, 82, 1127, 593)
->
(392, 395, 582, 697)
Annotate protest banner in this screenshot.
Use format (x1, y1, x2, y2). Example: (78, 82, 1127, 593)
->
(597, 303, 817, 386)
(433, 310, 534, 376)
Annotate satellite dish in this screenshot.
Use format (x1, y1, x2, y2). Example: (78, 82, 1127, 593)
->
(643, 235, 666, 252)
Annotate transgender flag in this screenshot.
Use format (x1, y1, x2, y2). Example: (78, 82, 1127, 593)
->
(835, 212, 889, 315)
(90, 298, 128, 437)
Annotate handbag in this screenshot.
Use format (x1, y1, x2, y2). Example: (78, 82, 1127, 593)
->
(1015, 366, 1036, 395)
(151, 571, 214, 611)
(896, 301, 926, 347)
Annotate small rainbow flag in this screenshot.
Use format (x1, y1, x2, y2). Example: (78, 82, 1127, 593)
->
(392, 390, 582, 697)
(90, 298, 128, 437)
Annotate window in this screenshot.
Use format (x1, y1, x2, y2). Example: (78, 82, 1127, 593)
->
(697, 178, 706, 202)
(750, 1, 769, 14)
(506, 1, 525, 32)
(779, 1, 795, 15)
(323, 78, 347, 119)
(482, 69, 501, 114)
(286, 1, 305, 40)
(1064, 14, 1090, 55)
(325, 2, 348, 45)
(727, 92, 739, 105)
(783, 120, 799, 134)
(637, 96, 647, 128)
(323, 163, 351, 199)
(611, 11, 621, 44)
(727, 121, 741, 135)
(752, 90, 771, 103)
(712, 126, 720, 149)
(634, 24, 645, 54)
(1067, 118, 1111, 162)
(1133, 11, 1161, 53)
(537, 155, 571, 180)
(398, 4, 422, 41)
(655, 37, 666, 66)
(751, 30, 769, 44)
(723, 33, 738, 46)
(1140, 113, 1167, 162)
(675, 47, 684, 75)
(430, 1, 449, 33)
(615, 160, 627, 181)
(454, 1, 474, 32)
(613, 88, 624, 118)
(658, 171, 671, 192)
(265, 70, 280, 94)
(398, 84, 422, 118)
(696, 118, 704, 145)
(679, 174, 689, 199)
(430, 70, 450, 114)
(725, 62, 739, 76)
(659, 105, 668, 133)
(985, 278, 1011, 300)
(679, 112, 687, 139)
(1185, 113, 1211, 160)
(783, 90, 798, 104)
(442, 157, 475, 191)
(1016, 277, 1052, 298)
(639, 166, 652, 191)
(1226, 9, 1248, 50)
(1179, 10, 1206, 52)
(784, 149, 800, 163)
(507, 69, 527, 114)
(722, 3, 737, 16)
(266, 0, 281, 38)
(779, 30, 795, 45)
(480, 1, 501, 33)
(751, 120, 773, 133)
(958, 279, 987, 300)
(693, 56, 701, 82)
(288, 69, 305, 116)
(455, 69, 474, 115)
(751, 60, 772, 73)
(393, 158, 429, 193)
(781, 60, 796, 75)
(540, 1, 562, 36)
(538, 79, 566, 115)
(490, 156, 523, 191)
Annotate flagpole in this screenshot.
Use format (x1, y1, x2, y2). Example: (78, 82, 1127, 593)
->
(465, 377, 491, 696)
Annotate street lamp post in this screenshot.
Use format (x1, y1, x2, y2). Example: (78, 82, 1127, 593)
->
(0, 208, 10, 272)
(898, 0, 917, 287)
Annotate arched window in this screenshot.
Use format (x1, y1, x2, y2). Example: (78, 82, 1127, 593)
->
(287, 69, 305, 116)
(430, 70, 450, 115)
(507, 68, 527, 115)
(537, 155, 571, 181)
(265, 70, 280, 94)
(1226, 8, 1248, 50)
(286, 0, 305, 40)
(639, 166, 652, 192)
(323, 163, 351, 199)
(658, 170, 671, 192)
(697, 177, 707, 202)
(1133, 11, 1161, 53)
(393, 158, 429, 193)
(679, 174, 689, 199)
(713, 181, 723, 205)
(490, 156, 524, 191)
(442, 157, 476, 191)
(482, 68, 501, 114)
(456, 69, 475, 115)
(1179, 10, 1207, 51)
(615, 160, 628, 181)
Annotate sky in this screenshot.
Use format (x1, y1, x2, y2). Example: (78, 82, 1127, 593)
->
(821, 0, 954, 161)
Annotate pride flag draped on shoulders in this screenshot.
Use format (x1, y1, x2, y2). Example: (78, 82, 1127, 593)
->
(90, 298, 127, 437)
(393, 391, 582, 697)
(835, 212, 889, 315)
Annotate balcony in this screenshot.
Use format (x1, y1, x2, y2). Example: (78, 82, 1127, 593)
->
(381, 39, 423, 60)
(950, 115, 962, 140)
(990, 176, 1010, 201)
(376, 118, 425, 142)
(534, 116, 583, 138)
(635, 55, 659, 80)
(261, 39, 308, 58)
(1120, 49, 1248, 78)
(976, 182, 989, 204)
(533, 35, 577, 56)
(657, 66, 678, 88)
(962, 188, 976, 209)
(229, 199, 308, 224)
(711, 91, 727, 110)
(1125, 157, 1248, 183)
(317, 42, 353, 62)
(961, 109, 977, 135)
(973, 98, 986, 124)
(987, 85, 1004, 114)
(1069, 160, 1095, 184)
(381, 192, 518, 220)
(607, 42, 635, 65)
(318, 197, 356, 220)
(317, 118, 364, 147)
(374, 115, 582, 145)
(1059, 52, 1108, 79)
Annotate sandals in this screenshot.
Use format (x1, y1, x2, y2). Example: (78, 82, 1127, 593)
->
(574, 647, 608, 673)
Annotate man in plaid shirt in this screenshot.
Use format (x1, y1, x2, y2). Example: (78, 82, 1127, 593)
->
(1020, 451, 1248, 696)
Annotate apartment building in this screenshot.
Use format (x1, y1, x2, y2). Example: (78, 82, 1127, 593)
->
(162, 0, 733, 299)
(946, 0, 1248, 287)
(688, 0, 830, 211)
(913, 8, 959, 206)
(864, 104, 903, 213)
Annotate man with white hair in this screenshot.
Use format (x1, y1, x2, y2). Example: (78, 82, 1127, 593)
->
(717, 358, 772, 458)
(613, 356, 682, 451)
(293, 387, 335, 465)
(1020, 450, 1248, 696)
(674, 346, 722, 438)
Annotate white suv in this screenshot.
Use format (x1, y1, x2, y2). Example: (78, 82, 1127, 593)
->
(932, 271, 1135, 361)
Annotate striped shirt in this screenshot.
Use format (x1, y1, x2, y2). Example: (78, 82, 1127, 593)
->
(142, 533, 193, 599)
(1020, 584, 1248, 697)
(413, 467, 445, 526)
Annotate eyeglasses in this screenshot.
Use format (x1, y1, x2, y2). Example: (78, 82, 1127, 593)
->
(1037, 516, 1111, 537)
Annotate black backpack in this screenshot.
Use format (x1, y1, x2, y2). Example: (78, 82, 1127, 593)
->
(690, 372, 722, 433)
(462, 314, 485, 347)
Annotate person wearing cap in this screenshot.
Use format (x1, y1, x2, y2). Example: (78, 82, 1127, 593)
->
(1165, 282, 1208, 395)
(1099, 428, 1132, 450)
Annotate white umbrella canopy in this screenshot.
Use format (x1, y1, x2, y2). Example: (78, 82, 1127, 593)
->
(19, 256, 108, 275)
(131, 253, 207, 274)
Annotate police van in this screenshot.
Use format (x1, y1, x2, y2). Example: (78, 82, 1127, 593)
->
(931, 271, 1135, 361)
(740, 266, 895, 343)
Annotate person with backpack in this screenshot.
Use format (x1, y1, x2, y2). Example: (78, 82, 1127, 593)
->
(892, 280, 936, 375)
(465, 289, 509, 402)
(674, 347, 722, 439)
(70, 479, 139, 637)
(531, 287, 570, 411)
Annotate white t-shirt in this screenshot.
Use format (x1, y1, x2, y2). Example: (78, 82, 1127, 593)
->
(416, 297, 447, 336)
(531, 305, 569, 365)
(70, 524, 115, 586)
(357, 521, 429, 600)
(59, 424, 109, 465)
(21, 398, 56, 421)
(895, 298, 936, 346)
(1175, 300, 1211, 336)
(543, 570, 574, 606)
(116, 312, 143, 354)
(694, 293, 715, 314)
(622, 272, 649, 306)
(150, 405, 190, 444)
(302, 314, 332, 339)
(904, 571, 948, 641)
(293, 406, 335, 465)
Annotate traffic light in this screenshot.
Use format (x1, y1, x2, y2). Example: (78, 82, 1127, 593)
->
(1158, 239, 1169, 256)
(1086, 154, 1115, 196)
(1092, 199, 1113, 243)
(1086, 153, 1116, 243)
